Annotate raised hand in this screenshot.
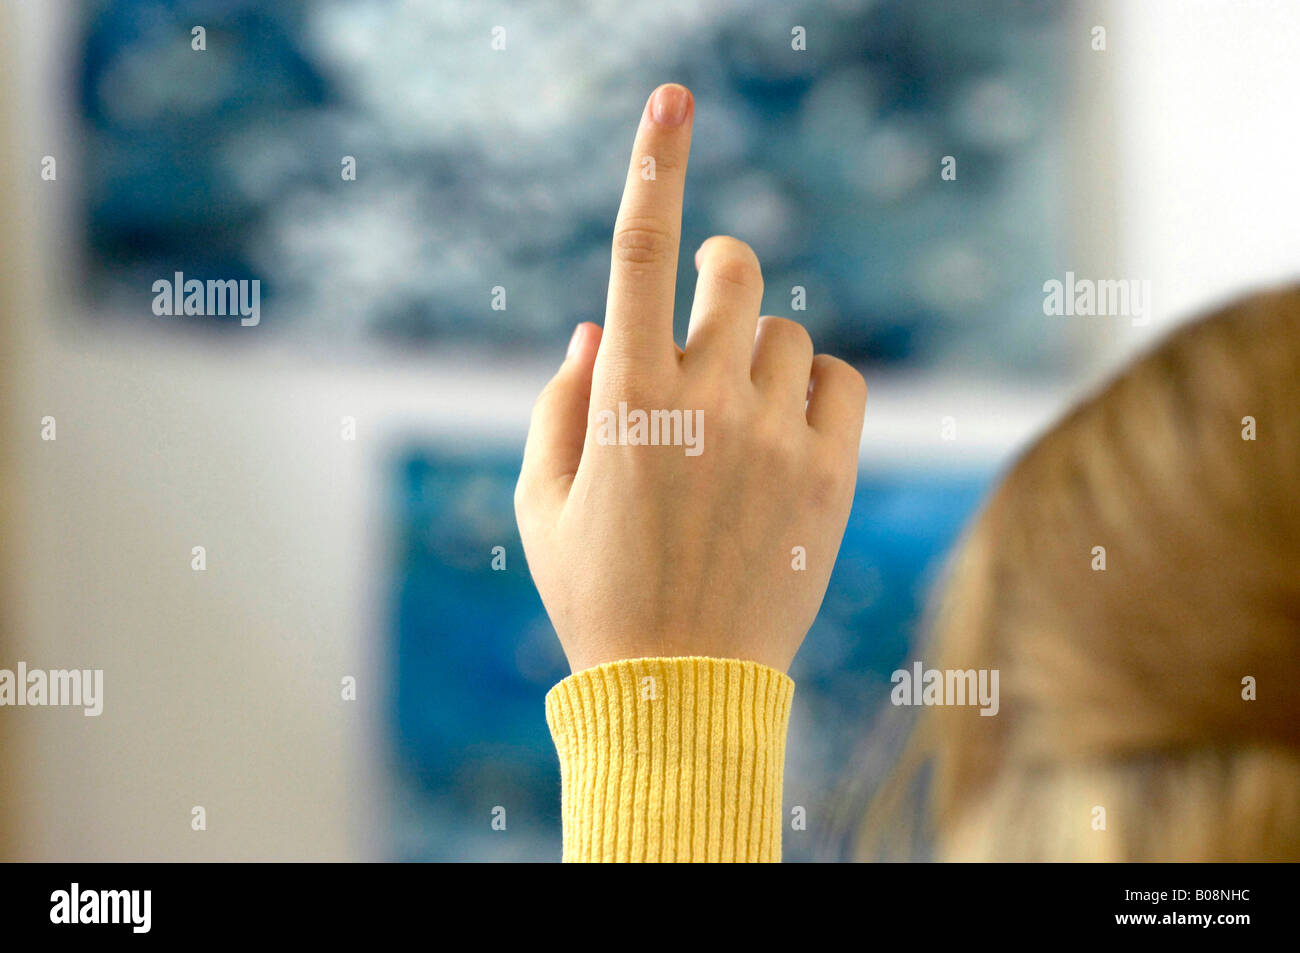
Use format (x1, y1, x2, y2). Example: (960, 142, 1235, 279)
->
(516, 83, 866, 675)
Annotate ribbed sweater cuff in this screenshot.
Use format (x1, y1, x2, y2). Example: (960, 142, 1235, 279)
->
(544, 656, 795, 862)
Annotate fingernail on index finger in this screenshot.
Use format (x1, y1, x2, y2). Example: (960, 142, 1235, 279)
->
(649, 84, 691, 127)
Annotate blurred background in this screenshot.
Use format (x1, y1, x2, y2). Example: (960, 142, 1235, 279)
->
(1, 0, 1297, 860)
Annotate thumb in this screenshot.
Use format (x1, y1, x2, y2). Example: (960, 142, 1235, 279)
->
(517, 322, 602, 514)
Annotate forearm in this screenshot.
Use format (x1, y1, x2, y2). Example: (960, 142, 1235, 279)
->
(545, 656, 794, 862)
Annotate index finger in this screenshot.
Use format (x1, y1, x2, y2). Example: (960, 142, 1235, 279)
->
(601, 83, 694, 367)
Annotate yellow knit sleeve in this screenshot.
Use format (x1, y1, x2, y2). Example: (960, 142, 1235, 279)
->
(544, 656, 795, 862)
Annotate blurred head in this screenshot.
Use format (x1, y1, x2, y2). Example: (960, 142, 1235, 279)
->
(866, 287, 1300, 861)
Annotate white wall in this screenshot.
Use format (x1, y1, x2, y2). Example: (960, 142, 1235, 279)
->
(1112, 0, 1300, 341)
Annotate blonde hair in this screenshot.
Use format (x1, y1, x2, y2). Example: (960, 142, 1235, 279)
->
(862, 288, 1300, 861)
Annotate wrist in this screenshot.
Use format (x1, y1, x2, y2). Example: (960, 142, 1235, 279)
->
(564, 639, 795, 676)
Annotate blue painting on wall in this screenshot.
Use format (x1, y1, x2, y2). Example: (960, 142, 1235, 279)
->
(388, 449, 988, 861)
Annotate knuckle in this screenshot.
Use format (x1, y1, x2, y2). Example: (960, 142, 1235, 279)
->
(612, 219, 674, 267)
(537, 374, 563, 403)
(704, 238, 762, 290)
(815, 354, 867, 397)
(530, 377, 563, 420)
(843, 361, 867, 393)
(753, 414, 797, 463)
(526, 396, 545, 429)
(697, 380, 742, 427)
(512, 476, 534, 521)
(810, 454, 851, 505)
(760, 315, 812, 352)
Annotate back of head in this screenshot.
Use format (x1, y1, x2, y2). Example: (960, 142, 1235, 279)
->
(867, 287, 1300, 861)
